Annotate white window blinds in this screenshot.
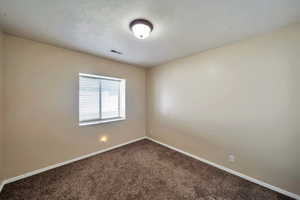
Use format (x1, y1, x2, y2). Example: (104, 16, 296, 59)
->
(101, 79, 120, 119)
(79, 73, 126, 125)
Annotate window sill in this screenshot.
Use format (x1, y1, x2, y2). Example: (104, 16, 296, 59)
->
(79, 117, 126, 127)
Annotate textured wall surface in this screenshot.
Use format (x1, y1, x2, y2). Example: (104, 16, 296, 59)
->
(3, 35, 146, 179)
(147, 24, 300, 195)
(0, 30, 4, 182)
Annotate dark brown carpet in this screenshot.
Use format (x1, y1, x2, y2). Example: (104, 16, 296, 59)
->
(0, 139, 294, 200)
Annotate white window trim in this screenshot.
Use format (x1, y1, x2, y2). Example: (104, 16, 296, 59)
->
(78, 73, 126, 126)
(79, 117, 126, 127)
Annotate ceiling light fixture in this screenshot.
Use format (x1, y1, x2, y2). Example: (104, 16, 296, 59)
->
(129, 19, 153, 39)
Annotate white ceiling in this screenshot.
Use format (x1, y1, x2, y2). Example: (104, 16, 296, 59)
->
(0, 0, 300, 67)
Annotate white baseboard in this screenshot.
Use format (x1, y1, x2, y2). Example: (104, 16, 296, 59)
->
(0, 181, 4, 193)
(2, 137, 146, 187)
(146, 137, 300, 200)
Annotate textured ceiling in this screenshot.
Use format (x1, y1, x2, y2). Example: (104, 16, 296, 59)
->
(0, 0, 300, 67)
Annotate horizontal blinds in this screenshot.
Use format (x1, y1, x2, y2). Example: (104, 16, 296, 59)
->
(79, 76, 101, 121)
(79, 75, 122, 122)
(101, 79, 121, 119)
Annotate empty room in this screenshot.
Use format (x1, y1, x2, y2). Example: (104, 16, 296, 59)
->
(0, 0, 299, 199)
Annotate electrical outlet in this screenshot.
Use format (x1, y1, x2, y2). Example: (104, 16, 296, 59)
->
(228, 155, 235, 163)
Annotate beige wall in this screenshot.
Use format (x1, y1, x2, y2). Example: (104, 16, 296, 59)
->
(3, 35, 146, 179)
(147, 24, 300, 195)
(0, 30, 4, 182)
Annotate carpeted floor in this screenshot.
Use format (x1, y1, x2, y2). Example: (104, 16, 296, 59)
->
(0, 139, 294, 200)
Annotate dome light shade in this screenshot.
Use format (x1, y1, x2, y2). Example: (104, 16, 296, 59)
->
(130, 19, 153, 39)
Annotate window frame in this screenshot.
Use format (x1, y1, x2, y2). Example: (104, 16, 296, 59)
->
(79, 73, 126, 126)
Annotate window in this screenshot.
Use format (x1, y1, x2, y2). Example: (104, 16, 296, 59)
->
(79, 73, 126, 126)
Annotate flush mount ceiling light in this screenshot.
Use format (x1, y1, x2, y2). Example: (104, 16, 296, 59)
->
(129, 19, 153, 39)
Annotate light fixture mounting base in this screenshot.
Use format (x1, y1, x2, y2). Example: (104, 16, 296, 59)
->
(129, 19, 153, 32)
